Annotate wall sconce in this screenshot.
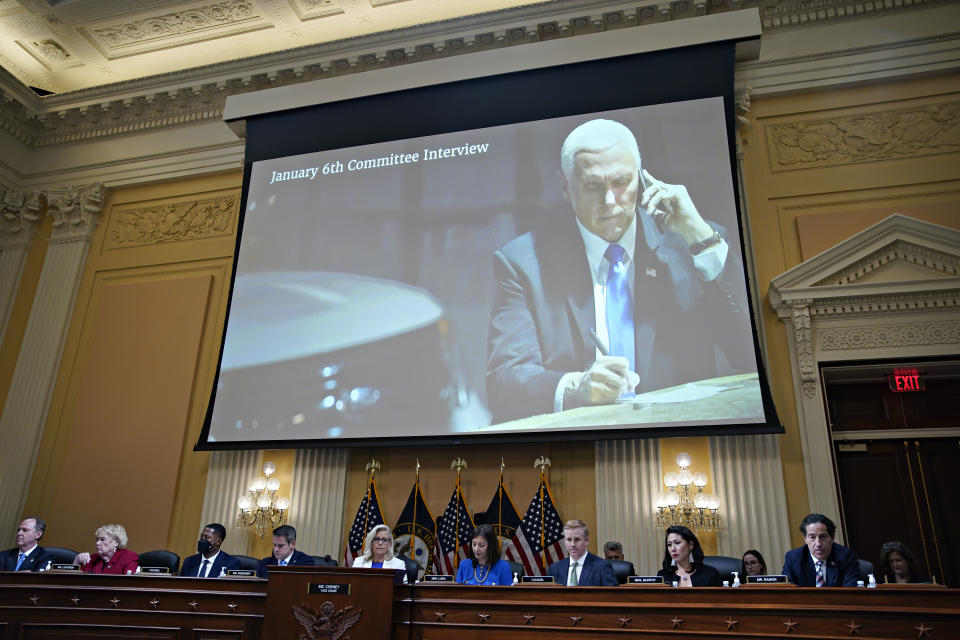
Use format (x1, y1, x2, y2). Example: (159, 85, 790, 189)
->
(237, 461, 290, 538)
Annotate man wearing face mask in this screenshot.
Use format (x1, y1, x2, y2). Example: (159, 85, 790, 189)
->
(181, 523, 241, 578)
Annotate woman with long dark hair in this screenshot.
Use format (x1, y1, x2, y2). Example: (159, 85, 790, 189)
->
(455, 524, 513, 585)
(656, 525, 722, 587)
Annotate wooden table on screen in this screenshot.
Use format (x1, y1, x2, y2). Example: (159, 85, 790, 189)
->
(0, 571, 266, 639)
(476, 372, 763, 433)
(395, 582, 960, 639)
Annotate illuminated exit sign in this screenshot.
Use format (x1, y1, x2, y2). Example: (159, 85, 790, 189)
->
(887, 368, 925, 392)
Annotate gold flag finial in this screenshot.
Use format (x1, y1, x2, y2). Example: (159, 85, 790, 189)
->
(499, 457, 506, 473)
(415, 458, 421, 476)
(534, 456, 551, 474)
(451, 457, 468, 474)
(365, 459, 381, 477)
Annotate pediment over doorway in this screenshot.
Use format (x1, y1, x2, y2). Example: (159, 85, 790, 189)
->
(769, 214, 960, 309)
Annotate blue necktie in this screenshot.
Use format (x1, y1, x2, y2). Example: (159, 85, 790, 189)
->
(604, 244, 635, 378)
(15, 552, 25, 571)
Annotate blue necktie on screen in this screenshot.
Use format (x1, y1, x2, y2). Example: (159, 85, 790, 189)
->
(604, 244, 635, 377)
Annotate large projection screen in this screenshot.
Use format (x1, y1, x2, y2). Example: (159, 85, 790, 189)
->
(200, 39, 779, 448)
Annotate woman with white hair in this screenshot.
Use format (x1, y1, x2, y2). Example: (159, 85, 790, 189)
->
(352, 524, 407, 572)
(74, 523, 139, 574)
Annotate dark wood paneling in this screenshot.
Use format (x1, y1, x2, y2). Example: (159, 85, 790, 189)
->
(19, 624, 178, 639)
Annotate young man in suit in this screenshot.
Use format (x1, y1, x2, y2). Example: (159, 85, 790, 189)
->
(180, 523, 241, 577)
(0, 517, 52, 572)
(256, 524, 315, 578)
(547, 519, 617, 586)
(782, 513, 861, 587)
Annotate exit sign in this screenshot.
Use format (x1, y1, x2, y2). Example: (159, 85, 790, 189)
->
(887, 368, 925, 392)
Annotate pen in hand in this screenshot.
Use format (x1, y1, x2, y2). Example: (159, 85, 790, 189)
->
(588, 328, 610, 356)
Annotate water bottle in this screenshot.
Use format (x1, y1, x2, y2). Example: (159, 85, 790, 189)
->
(867, 573, 877, 588)
(731, 571, 740, 587)
(220, 566, 227, 578)
(42, 560, 52, 572)
(512, 572, 518, 585)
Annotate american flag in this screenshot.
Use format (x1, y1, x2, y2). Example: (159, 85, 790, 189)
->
(343, 479, 385, 567)
(504, 478, 566, 576)
(433, 483, 474, 575)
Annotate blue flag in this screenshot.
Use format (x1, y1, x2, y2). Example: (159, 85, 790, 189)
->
(392, 478, 436, 580)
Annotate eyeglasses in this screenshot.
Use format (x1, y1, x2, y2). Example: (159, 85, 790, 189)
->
(373, 537, 392, 544)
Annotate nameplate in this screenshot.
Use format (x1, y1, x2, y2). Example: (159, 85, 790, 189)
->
(52, 564, 80, 571)
(521, 575, 555, 584)
(226, 569, 258, 578)
(746, 574, 788, 584)
(628, 575, 664, 584)
(422, 574, 453, 583)
(308, 583, 351, 595)
(139, 566, 169, 574)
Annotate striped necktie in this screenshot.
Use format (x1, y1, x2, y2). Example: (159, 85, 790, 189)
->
(815, 560, 825, 587)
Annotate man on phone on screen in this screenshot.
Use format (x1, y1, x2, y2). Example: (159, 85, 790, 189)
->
(485, 118, 751, 423)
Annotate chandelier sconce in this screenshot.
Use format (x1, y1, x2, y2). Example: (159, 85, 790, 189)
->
(655, 452, 720, 532)
(237, 461, 290, 538)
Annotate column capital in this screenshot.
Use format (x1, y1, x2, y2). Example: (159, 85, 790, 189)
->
(45, 183, 107, 243)
(0, 188, 43, 250)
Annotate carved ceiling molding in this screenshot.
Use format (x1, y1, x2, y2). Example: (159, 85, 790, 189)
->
(766, 98, 960, 171)
(105, 193, 239, 249)
(79, 1, 269, 60)
(809, 288, 960, 317)
(0, 0, 954, 149)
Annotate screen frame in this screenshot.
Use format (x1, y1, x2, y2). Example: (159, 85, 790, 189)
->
(198, 27, 780, 451)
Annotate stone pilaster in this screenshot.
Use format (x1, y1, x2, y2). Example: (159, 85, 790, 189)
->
(0, 183, 106, 537)
(0, 188, 43, 343)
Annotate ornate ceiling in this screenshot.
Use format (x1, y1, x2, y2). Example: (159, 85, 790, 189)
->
(0, 0, 548, 94)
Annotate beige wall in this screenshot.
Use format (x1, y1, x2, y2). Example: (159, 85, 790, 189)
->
(21, 172, 241, 558)
(741, 72, 960, 546)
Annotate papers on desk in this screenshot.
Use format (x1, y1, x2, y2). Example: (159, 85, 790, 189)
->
(635, 382, 728, 405)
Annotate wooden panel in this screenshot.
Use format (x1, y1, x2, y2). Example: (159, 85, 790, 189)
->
(18, 625, 178, 639)
(47, 275, 212, 552)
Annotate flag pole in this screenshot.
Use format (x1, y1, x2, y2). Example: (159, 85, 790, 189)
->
(534, 456, 551, 572)
(413, 458, 420, 544)
(498, 458, 505, 535)
(363, 459, 380, 547)
(451, 457, 468, 567)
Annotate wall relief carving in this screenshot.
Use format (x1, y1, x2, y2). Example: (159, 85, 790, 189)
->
(46, 183, 106, 242)
(819, 321, 960, 351)
(813, 240, 960, 287)
(107, 195, 237, 248)
(766, 99, 960, 170)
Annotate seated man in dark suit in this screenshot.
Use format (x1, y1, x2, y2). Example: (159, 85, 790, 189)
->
(782, 513, 860, 587)
(0, 517, 52, 572)
(603, 540, 635, 581)
(256, 524, 315, 578)
(547, 519, 617, 586)
(181, 523, 241, 577)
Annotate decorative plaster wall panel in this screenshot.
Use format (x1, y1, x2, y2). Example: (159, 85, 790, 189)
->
(105, 194, 239, 248)
(765, 99, 960, 171)
(288, 0, 344, 21)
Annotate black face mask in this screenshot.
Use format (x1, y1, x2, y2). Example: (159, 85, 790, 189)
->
(197, 538, 213, 555)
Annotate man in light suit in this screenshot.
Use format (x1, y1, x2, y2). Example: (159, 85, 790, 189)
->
(486, 118, 751, 423)
(547, 519, 617, 586)
(0, 517, 52, 572)
(180, 523, 241, 578)
(782, 513, 861, 587)
(257, 524, 315, 578)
